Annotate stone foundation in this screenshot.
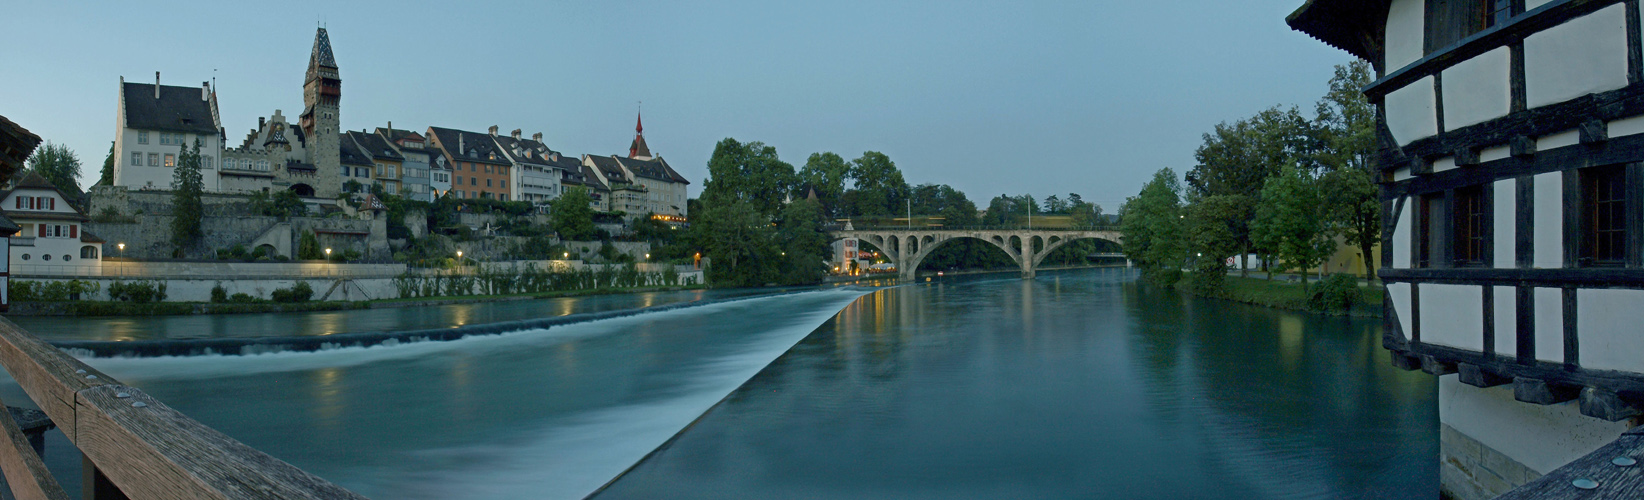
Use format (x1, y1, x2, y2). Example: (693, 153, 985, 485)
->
(1440, 423, 1541, 500)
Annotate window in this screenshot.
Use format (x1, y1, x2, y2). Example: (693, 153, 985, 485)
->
(470, 177, 477, 186)
(137, 131, 148, 144)
(164, 154, 175, 167)
(1484, 0, 1511, 28)
(223, 158, 235, 170)
(159, 133, 170, 145)
(1580, 164, 1630, 267)
(501, 180, 507, 188)
(1453, 186, 1487, 266)
(341, 166, 350, 177)
(257, 160, 270, 171)
(20, 254, 29, 261)
(81, 246, 98, 259)
(41, 254, 50, 261)
(1425, 0, 1491, 54)
(487, 179, 493, 188)
(148, 153, 159, 166)
(203, 156, 213, 169)
(1417, 193, 1445, 268)
(454, 175, 462, 185)
(131, 152, 141, 166)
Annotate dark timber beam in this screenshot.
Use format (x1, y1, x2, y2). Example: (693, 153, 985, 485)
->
(1390, 351, 1422, 371)
(1514, 377, 1580, 405)
(1459, 363, 1512, 387)
(1579, 387, 1643, 421)
(1421, 355, 1457, 375)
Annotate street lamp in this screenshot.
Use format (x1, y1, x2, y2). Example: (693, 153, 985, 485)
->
(116, 243, 125, 258)
(564, 252, 569, 259)
(456, 250, 463, 260)
(644, 253, 650, 260)
(324, 248, 331, 260)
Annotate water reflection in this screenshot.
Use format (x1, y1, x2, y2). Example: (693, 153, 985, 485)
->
(598, 269, 1438, 499)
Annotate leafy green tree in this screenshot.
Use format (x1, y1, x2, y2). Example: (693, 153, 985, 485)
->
(1314, 60, 1380, 279)
(1069, 197, 1105, 228)
(1185, 106, 1314, 275)
(170, 140, 204, 253)
(1119, 168, 1186, 284)
(1184, 195, 1247, 291)
(298, 231, 323, 260)
(1042, 194, 1067, 214)
(844, 151, 907, 217)
(774, 198, 831, 285)
(798, 152, 850, 217)
(906, 184, 1010, 270)
(700, 200, 779, 287)
(549, 186, 597, 240)
(1252, 164, 1334, 286)
(99, 142, 114, 186)
(24, 141, 83, 197)
(701, 138, 795, 217)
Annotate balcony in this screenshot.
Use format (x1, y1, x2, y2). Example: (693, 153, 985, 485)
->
(8, 237, 33, 247)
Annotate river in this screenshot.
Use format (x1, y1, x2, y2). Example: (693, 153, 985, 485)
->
(1, 268, 1435, 498)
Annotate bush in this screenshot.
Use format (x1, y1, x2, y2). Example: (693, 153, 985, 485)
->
(108, 280, 167, 303)
(210, 283, 228, 303)
(1308, 273, 1363, 312)
(271, 282, 314, 303)
(228, 292, 257, 304)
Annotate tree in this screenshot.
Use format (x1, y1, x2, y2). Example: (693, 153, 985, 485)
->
(700, 200, 779, 287)
(1315, 60, 1380, 279)
(298, 231, 323, 260)
(1042, 194, 1067, 214)
(170, 140, 205, 253)
(1184, 106, 1314, 275)
(701, 138, 795, 217)
(774, 198, 831, 285)
(549, 186, 596, 240)
(1184, 195, 1247, 291)
(798, 152, 850, 217)
(1119, 168, 1186, 284)
(99, 142, 114, 186)
(24, 141, 83, 197)
(1252, 164, 1334, 286)
(844, 151, 907, 217)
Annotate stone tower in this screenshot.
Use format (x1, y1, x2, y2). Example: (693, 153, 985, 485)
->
(299, 27, 341, 197)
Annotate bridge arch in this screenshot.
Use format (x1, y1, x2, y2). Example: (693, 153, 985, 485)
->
(832, 229, 1122, 280)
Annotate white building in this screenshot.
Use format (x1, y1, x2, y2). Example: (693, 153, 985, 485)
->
(112, 73, 222, 191)
(491, 129, 564, 207)
(2, 173, 104, 275)
(1292, 1, 1644, 498)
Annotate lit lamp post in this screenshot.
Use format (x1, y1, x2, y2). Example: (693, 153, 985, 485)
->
(117, 243, 124, 258)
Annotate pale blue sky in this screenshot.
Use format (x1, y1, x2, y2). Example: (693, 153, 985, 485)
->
(2, 0, 1355, 211)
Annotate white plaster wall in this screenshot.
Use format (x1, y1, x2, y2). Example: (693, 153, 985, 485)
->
(1524, 4, 1630, 108)
(1421, 284, 1485, 351)
(1494, 286, 1517, 357)
(1432, 156, 1458, 173)
(1576, 289, 1644, 372)
(1494, 180, 1515, 269)
(1538, 129, 1580, 151)
(114, 128, 222, 191)
(1479, 145, 1511, 163)
(1535, 287, 1564, 362)
(1393, 199, 1413, 268)
(1389, 282, 1414, 338)
(1609, 114, 1644, 138)
(1440, 377, 1628, 474)
(1443, 47, 1512, 129)
(1386, 77, 1439, 146)
(1532, 172, 1563, 268)
(1393, 167, 1413, 182)
(1385, 0, 1426, 70)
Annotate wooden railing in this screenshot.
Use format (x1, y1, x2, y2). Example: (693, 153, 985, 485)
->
(0, 317, 366, 499)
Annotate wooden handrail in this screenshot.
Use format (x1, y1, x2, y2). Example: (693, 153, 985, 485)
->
(0, 317, 367, 499)
(0, 395, 68, 500)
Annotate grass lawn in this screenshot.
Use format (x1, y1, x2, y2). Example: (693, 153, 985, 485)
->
(1190, 275, 1383, 317)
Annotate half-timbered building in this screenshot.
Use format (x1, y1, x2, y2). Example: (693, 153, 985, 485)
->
(1290, 0, 1644, 497)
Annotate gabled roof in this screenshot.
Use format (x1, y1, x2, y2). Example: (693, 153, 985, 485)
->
(0, 172, 90, 221)
(0, 114, 41, 175)
(347, 131, 403, 161)
(377, 127, 426, 144)
(80, 228, 105, 243)
(562, 162, 608, 191)
(426, 127, 511, 165)
(339, 135, 374, 166)
(615, 156, 690, 185)
(0, 214, 18, 236)
(14, 171, 54, 190)
(491, 135, 556, 166)
(1286, 0, 1388, 63)
(586, 155, 630, 183)
(121, 82, 218, 134)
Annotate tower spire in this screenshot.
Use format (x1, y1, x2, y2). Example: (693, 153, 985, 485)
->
(629, 108, 651, 159)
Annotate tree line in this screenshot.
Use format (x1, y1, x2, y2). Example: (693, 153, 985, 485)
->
(1119, 60, 1378, 290)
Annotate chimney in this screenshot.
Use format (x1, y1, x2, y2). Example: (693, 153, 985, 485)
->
(387, 121, 392, 133)
(154, 71, 161, 99)
(532, 132, 542, 142)
(488, 125, 498, 136)
(459, 134, 464, 152)
(202, 81, 210, 101)
(259, 117, 265, 128)
(511, 129, 521, 140)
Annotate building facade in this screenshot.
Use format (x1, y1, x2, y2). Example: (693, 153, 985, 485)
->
(1290, 1, 1644, 498)
(218, 28, 342, 199)
(377, 126, 436, 201)
(491, 129, 563, 207)
(427, 126, 512, 200)
(345, 130, 404, 194)
(112, 74, 222, 191)
(2, 173, 103, 274)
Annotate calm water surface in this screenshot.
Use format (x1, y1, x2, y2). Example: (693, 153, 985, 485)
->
(598, 269, 1437, 499)
(3, 269, 1435, 499)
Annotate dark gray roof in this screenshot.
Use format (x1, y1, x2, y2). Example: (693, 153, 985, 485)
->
(121, 82, 217, 134)
(310, 28, 337, 69)
(491, 135, 556, 166)
(562, 162, 608, 191)
(427, 127, 512, 165)
(615, 156, 689, 185)
(339, 135, 373, 166)
(0, 114, 41, 174)
(0, 214, 18, 235)
(586, 155, 630, 183)
(348, 131, 403, 161)
(1287, 0, 1387, 62)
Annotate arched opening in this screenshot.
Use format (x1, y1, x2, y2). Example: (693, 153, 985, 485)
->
(80, 246, 99, 259)
(289, 183, 316, 197)
(256, 244, 279, 258)
(914, 236, 1016, 273)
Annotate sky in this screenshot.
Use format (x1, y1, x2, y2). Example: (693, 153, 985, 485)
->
(1, 0, 1357, 212)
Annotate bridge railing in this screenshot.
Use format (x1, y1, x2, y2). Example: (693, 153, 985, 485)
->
(0, 316, 366, 499)
(833, 224, 1121, 232)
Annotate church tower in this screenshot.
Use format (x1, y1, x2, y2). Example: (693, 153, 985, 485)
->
(628, 112, 652, 159)
(299, 27, 341, 197)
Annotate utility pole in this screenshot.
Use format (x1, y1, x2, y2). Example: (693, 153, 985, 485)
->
(907, 199, 912, 229)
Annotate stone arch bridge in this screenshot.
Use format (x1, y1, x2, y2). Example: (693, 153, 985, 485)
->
(832, 228, 1122, 280)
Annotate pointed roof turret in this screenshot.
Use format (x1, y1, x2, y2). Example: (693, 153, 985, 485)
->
(306, 27, 339, 89)
(628, 112, 651, 159)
